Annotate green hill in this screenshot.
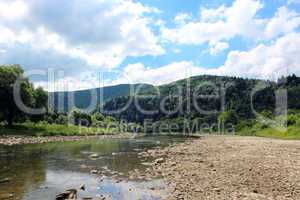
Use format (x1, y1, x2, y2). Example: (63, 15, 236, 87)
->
(101, 75, 300, 130)
(48, 74, 300, 135)
(49, 84, 153, 112)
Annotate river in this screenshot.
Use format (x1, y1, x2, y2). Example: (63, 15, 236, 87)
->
(0, 136, 187, 200)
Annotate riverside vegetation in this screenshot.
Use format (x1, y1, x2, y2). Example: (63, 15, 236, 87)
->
(0, 64, 300, 139)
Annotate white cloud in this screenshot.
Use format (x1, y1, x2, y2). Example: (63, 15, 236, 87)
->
(1, 0, 300, 91)
(34, 72, 103, 92)
(200, 5, 227, 22)
(209, 41, 229, 55)
(162, 0, 300, 47)
(36, 32, 300, 90)
(35, 61, 207, 91)
(112, 62, 211, 85)
(0, 0, 28, 20)
(174, 13, 192, 25)
(161, 0, 264, 45)
(264, 6, 300, 39)
(0, 0, 164, 72)
(218, 32, 300, 79)
(111, 32, 300, 86)
(154, 19, 166, 27)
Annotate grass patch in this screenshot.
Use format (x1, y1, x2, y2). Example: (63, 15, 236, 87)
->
(254, 126, 300, 140)
(0, 122, 118, 136)
(237, 125, 300, 140)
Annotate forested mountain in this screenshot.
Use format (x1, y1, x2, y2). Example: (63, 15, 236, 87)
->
(49, 84, 153, 112)
(100, 75, 300, 130)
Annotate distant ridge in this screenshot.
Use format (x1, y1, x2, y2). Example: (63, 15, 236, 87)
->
(49, 83, 153, 112)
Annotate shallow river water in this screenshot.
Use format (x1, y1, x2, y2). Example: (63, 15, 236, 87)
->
(0, 136, 187, 200)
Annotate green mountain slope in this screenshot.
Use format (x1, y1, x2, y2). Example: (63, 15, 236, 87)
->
(49, 74, 300, 134)
(49, 84, 153, 112)
(101, 75, 300, 127)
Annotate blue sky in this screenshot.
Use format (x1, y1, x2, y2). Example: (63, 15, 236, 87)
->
(0, 0, 300, 91)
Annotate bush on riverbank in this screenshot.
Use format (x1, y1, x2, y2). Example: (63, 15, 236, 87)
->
(237, 111, 300, 139)
(0, 122, 119, 136)
(238, 125, 300, 139)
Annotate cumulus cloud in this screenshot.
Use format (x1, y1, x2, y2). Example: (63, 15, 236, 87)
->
(161, 0, 300, 51)
(34, 74, 101, 92)
(0, 0, 28, 20)
(174, 13, 192, 25)
(35, 32, 300, 90)
(218, 32, 300, 79)
(111, 62, 211, 85)
(209, 41, 229, 55)
(114, 32, 300, 86)
(161, 0, 264, 45)
(1, 0, 300, 91)
(0, 0, 164, 73)
(264, 7, 300, 39)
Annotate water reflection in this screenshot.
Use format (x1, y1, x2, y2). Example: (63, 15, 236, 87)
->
(0, 136, 186, 200)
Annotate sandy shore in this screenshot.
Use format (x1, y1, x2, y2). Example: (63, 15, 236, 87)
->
(138, 136, 300, 200)
(0, 133, 137, 145)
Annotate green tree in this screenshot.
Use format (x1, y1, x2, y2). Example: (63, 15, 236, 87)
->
(71, 110, 92, 126)
(92, 112, 104, 121)
(91, 112, 104, 126)
(0, 65, 48, 125)
(0, 65, 34, 125)
(30, 87, 48, 122)
(55, 114, 68, 125)
(34, 87, 48, 109)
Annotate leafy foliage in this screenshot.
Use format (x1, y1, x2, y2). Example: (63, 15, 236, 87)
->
(0, 65, 47, 125)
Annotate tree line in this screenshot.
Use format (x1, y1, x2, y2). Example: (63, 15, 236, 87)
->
(1, 65, 300, 135)
(0, 65, 117, 128)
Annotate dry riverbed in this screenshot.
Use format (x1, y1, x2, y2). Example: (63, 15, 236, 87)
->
(135, 136, 300, 200)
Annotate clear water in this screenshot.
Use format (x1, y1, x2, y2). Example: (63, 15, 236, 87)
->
(0, 136, 187, 200)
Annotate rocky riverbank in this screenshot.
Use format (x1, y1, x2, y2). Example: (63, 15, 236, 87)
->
(135, 136, 300, 200)
(0, 133, 137, 145)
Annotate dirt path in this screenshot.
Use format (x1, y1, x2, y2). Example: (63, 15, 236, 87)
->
(141, 136, 300, 200)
